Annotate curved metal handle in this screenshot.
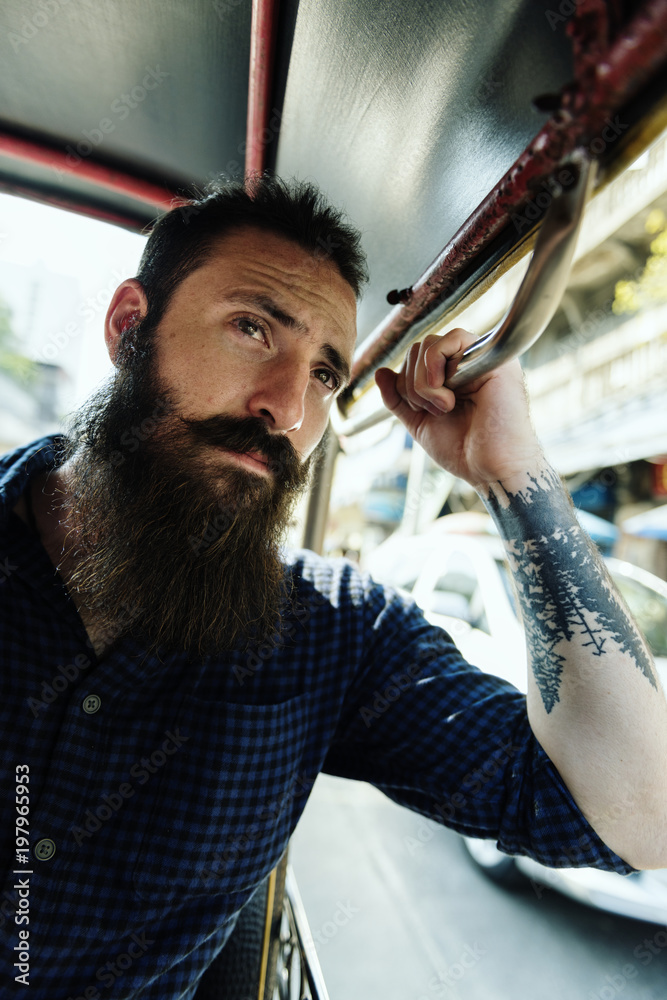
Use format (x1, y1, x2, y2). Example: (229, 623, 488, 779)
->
(445, 150, 596, 389)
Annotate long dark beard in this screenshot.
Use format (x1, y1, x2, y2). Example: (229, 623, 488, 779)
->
(60, 325, 320, 656)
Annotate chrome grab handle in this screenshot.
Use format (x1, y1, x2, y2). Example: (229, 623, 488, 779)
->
(445, 150, 596, 389)
(332, 151, 595, 440)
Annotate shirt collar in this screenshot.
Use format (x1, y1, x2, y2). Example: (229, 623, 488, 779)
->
(0, 434, 66, 522)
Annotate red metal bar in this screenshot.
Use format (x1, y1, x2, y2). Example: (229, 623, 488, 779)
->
(348, 0, 667, 396)
(0, 180, 159, 231)
(245, 0, 280, 182)
(0, 133, 180, 221)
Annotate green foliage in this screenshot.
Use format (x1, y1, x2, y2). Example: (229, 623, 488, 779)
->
(613, 208, 667, 316)
(0, 297, 37, 384)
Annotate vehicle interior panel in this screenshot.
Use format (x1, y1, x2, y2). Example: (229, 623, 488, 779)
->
(0, 0, 584, 347)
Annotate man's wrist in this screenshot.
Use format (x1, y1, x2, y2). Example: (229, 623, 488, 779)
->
(472, 450, 551, 504)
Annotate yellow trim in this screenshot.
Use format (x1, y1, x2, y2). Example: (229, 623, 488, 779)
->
(257, 867, 276, 1000)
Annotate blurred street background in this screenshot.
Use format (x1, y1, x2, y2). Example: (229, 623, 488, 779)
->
(291, 775, 667, 1000)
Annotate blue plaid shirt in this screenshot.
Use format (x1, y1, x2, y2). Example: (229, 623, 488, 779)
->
(0, 437, 634, 999)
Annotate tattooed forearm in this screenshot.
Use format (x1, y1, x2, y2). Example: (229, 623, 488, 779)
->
(483, 464, 656, 713)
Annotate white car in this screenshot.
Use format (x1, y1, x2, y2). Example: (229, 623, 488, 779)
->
(364, 517, 667, 924)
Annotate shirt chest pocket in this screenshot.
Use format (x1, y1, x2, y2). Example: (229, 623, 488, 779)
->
(132, 694, 309, 905)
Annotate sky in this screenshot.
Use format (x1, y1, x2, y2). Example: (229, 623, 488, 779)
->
(0, 191, 147, 411)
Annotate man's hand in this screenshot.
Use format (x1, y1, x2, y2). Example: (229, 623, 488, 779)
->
(375, 328, 543, 489)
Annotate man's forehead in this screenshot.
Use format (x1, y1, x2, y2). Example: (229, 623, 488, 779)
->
(207, 226, 358, 344)
(209, 226, 355, 296)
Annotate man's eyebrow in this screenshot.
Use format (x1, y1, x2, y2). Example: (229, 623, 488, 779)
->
(227, 291, 352, 390)
(227, 292, 308, 334)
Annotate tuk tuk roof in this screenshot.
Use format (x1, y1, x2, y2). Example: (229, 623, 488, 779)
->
(0, 0, 664, 361)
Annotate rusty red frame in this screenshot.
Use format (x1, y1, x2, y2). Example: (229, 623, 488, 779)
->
(346, 0, 667, 406)
(245, 0, 280, 181)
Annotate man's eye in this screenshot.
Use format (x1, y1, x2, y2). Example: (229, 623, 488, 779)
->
(236, 317, 266, 340)
(313, 368, 339, 391)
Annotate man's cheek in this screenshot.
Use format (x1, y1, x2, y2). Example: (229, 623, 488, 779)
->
(303, 417, 331, 461)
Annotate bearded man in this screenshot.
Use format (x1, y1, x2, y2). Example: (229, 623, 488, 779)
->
(1, 177, 667, 999)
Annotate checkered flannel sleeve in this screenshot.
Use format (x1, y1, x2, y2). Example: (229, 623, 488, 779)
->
(320, 569, 637, 876)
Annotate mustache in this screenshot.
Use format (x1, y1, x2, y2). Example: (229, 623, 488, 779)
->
(180, 413, 303, 482)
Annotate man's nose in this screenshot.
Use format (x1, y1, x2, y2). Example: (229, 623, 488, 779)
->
(246, 358, 309, 434)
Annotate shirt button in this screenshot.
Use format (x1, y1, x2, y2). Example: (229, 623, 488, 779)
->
(82, 694, 102, 714)
(34, 838, 56, 861)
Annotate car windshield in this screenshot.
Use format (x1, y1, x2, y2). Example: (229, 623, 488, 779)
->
(431, 551, 483, 625)
(611, 573, 667, 658)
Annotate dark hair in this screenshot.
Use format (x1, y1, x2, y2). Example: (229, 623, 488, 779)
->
(135, 176, 368, 327)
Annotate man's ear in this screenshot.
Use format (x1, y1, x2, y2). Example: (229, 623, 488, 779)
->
(104, 279, 149, 366)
